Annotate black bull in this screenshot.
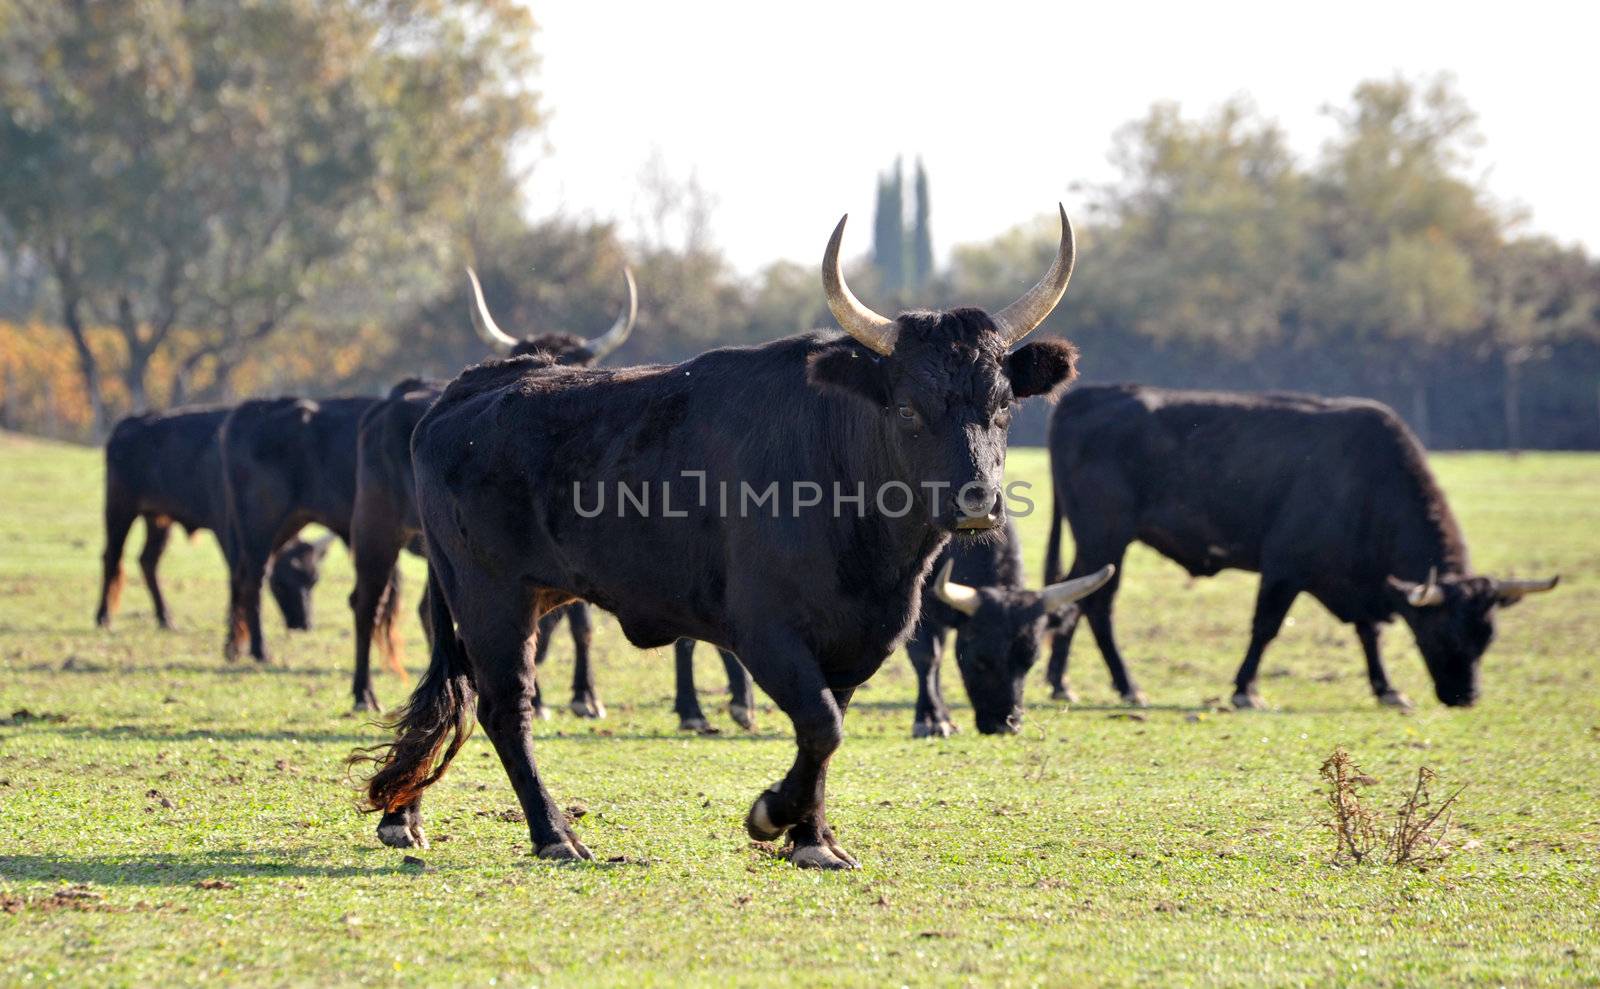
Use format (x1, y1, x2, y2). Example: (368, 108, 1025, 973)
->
(218, 396, 401, 664)
(357, 209, 1084, 869)
(348, 278, 754, 721)
(96, 406, 329, 632)
(1043, 384, 1559, 710)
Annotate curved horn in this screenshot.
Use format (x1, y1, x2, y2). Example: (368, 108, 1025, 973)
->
(583, 266, 638, 362)
(1495, 575, 1559, 602)
(932, 558, 981, 616)
(991, 204, 1078, 348)
(1407, 567, 1446, 608)
(466, 267, 518, 352)
(1039, 564, 1115, 613)
(822, 214, 898, 356)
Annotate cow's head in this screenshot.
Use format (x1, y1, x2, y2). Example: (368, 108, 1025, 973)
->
(808, 207, 1080, 532)
(1386, 569, 1559, 706)
(933, 559, 1115, 733)
(268, 534, 335, 631)
(467, 266, 637, 368)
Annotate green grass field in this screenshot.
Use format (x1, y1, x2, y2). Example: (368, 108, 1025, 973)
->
(1, 433, 1596, 986)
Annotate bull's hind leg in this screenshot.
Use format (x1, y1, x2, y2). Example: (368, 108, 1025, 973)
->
(468, 603, 591, 862)
(721, 649, 757, 731)
(564, 602, 605, 718)
(95, 500, 136, 627)
(529, 607, 562, 721)
(137, 516, 176, 629)
(349, 526, 406, 711)
(673, 638, 713, 732)
(740, 634, 857, 870)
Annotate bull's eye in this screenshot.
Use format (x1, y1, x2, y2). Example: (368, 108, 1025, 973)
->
(896, 403, 916, 420)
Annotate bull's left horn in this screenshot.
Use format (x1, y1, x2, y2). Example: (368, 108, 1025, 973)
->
(823, 214, 898, 356)
(583, 267, 638, 362)
(1040, 564, 1115, 612)
(932, 558, 981, 616)
(466, 267, 519, 352)
(991, 204, 1077, 348)
(1495, 575, 1560, 602)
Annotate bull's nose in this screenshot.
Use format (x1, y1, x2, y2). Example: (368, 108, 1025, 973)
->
(951, 487, 1003, 530)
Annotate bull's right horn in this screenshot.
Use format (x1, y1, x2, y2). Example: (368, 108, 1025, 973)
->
(466, 266, 519, 352)
(822, 215, 899, 356)
(1039, 564, 1115, 613)
(932, 558, 981, 616)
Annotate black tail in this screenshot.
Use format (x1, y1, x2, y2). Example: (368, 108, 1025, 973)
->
(1044, 487, 1065, 585)
(352, 564, 473, 813)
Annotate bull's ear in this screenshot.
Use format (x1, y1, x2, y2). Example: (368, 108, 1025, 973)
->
(807, 343, 889, 406)
(1005, 337, 1079, 399)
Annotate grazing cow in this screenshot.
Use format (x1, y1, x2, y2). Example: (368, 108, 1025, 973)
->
(359, 206, 1100, 870)
(218, 395, 391, 664)
(1043, 384, 1560, 709)
(907, 518, 1112, 737)
(96, 407, 329, 630)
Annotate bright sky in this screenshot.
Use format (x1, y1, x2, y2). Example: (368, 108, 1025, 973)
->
(525, 1, 1598, 273)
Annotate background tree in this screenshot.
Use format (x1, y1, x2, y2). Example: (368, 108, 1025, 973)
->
(911, 157, 933, 292)
(872, 159, 907, 302)
(0, 0, 540, 434)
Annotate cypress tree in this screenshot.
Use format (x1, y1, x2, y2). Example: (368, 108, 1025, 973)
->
(911, 157, 933, 291)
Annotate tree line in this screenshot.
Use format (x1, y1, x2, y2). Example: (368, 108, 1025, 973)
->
(2, 3, 1596, 449)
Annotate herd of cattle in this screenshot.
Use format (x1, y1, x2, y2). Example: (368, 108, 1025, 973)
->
(92, 207, 1558, 869)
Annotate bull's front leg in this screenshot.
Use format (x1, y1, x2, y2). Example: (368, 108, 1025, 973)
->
(740, 634, 858, 870)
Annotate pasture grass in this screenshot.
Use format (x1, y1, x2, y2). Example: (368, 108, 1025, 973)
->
(1, 433, 1596, 986)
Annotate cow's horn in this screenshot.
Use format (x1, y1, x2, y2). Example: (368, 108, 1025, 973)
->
(1495, 575, 1559, 602)
(932, 558, 980, 616)
(991, 204, 1077, 348)
(822, 214, 898, 356)
(1407, 567, 1446, 608)
(466, 267, 519, 352)
(1039, 564, 1116, 612)
(583, 267, 638, 362)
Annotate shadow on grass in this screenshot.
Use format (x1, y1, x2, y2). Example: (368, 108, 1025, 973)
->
(0, 849, 399, 887)
(50, 725, 378, 745)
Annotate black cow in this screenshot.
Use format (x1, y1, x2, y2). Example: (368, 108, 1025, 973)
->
(218, 395, 390, 664)
(1043, 384, 1560, 710)
(96, 407, 329, 631)
(348, 269, 752, 722)
(907, 518, 1111, 737)
(357, 207, 1087, 869)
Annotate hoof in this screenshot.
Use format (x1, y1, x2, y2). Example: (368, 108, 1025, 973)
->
(533, 705, 552, 722)
(1231, 690, 1266, 710)
(1378, 690, 1414, 711)
(911, 718, 956, 739)
(1050, 685, 1080, 703)
(679, 716, 713, 734)
(378, 821, 427, 849)
(744, 792, 783, 842)
(729, 703, 757, 731)
(353, 695, 381, 714)
(536, 837, 593, 862)
(1122, 690, 1150, 708)
(790, 843, 860, 871)
(570, 697, 606, 719)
